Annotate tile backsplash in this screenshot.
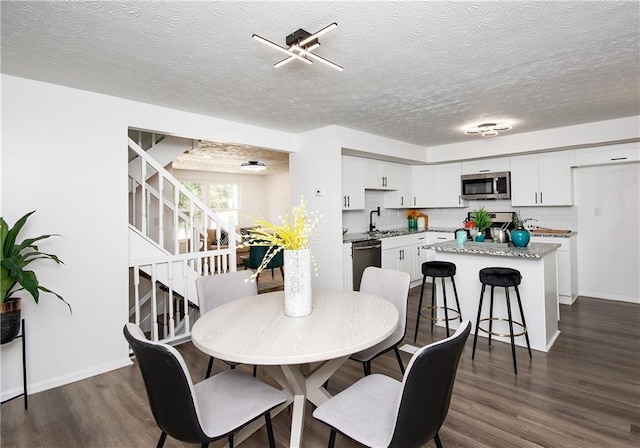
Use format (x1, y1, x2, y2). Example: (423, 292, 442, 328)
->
(342, 191, 577, 233)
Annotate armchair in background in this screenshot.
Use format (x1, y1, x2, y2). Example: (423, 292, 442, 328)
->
(242, 245, 284, 282)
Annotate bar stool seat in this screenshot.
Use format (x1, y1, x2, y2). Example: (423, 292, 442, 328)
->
(414, 261, 462, 343)
(472, 267, 532, 374)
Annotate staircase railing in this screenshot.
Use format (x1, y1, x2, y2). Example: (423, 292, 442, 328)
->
(128, 136, 238, 342)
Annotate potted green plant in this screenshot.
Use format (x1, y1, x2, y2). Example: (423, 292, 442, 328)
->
(471, 207, 493, 242)
(1, 211, 71, 344)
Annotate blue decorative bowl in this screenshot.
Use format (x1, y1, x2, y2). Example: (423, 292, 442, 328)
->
(511, 229, 530, 247)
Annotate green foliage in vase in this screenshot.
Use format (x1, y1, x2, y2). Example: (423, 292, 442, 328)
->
(1, 211, 71, 312)
(471, 207, 493, 231)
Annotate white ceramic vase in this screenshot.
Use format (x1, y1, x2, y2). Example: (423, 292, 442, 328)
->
(283, 249, 312, 317)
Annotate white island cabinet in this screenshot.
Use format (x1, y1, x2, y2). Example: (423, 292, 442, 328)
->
(425, 240, 561, 352)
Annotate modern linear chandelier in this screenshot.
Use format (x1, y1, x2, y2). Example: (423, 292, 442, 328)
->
(252, 22, 343, 71)
(464, 122, 513, 137)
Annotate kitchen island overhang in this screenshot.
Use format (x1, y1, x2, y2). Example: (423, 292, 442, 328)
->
(423, 240, 561, 352)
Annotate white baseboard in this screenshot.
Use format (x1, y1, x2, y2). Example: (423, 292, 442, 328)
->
(577, 291, 639, 304)
(1, 357, 132, 402)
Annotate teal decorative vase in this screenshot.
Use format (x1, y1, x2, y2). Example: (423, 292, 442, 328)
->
(475, 234, 485, 242)
(511, 228, 530, 247)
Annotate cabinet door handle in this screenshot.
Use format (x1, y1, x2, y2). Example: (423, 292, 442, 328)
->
(417, 247, 421, 256)
(535, 192, 538, 204)
(347, 196, 350, 207)
(611, 157, 627, 161)
(413, 197, 416, 206)
(401, 196, 404, 206)
(458, 195, 461, 205)
(540, 191, 543, 204)
(479, 169, 490, 172)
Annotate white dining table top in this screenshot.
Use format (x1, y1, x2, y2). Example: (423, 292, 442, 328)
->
(191, 289, 399, 366)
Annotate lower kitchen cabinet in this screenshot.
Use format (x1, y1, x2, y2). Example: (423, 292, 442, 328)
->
(382, 236, 415, 279)
(531, 235, 577, 304)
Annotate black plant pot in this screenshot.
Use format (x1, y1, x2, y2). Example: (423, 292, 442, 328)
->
(1, 298, 22, 344)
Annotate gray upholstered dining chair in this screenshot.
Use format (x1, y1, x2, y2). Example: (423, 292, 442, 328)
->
(349, 266, 411, 376)
(195, 270, 257, 378)
(313, 320, 471, 448)
(123, 323, 286, 448)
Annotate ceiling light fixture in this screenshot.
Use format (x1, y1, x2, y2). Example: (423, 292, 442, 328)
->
(253, 22, 343, 71)
(464, 122, 513, 137)
(240, 161, 267, 172)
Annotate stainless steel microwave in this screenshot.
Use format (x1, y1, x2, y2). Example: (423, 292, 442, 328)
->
(461, 171, 511, 200)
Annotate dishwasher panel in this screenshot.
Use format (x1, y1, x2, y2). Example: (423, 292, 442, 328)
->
(352, 239, 382, 291)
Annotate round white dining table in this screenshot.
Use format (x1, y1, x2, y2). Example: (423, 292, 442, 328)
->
(191, 289, 399, 448)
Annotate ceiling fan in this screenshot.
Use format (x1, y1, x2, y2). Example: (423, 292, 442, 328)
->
(252, 22, 343, 71)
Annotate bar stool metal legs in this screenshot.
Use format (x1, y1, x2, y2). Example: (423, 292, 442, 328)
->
(472, 267, 532, 375)
(414, 261, 462, 343)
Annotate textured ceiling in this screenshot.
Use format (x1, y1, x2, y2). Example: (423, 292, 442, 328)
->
(2, 1, 639, 152)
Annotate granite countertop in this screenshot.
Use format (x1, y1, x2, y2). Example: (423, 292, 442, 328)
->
(343, 227, 457, 244)
(424, 240, 561, 259)
(528, 229, 576, 238)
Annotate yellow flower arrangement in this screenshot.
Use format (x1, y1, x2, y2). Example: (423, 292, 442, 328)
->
(407, 209, 421, 219)
(242, 197, 320, 280)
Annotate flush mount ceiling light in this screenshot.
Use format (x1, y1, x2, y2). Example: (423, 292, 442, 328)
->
(464, 122, 513, 137)
(252, 22, 343, 71)
(240, 161, 267, 172)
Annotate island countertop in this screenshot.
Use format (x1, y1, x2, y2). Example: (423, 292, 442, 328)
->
(424, 240, 561, 258)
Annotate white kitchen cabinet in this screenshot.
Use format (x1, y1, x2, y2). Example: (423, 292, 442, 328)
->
(365, 159, 398, 190)
(530, 235, 577, 304)
(342, 242, 353, 291)
(381, 235, 415, 279)
(574, 142, 640, 167)
(384, 164, 412, 208)
(413, 233, 430, 282)
(409, 163, 463, 208)
(424, 231, 455, 262)
(511, 151, 575, 206)
(461, 157, 510, 174)
(410, 165, 430, 207)
(341, 155, 365, 210)
(425, 162, 463, 208)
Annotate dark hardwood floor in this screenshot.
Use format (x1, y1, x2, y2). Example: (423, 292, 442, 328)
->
(2, 283, 638, 448)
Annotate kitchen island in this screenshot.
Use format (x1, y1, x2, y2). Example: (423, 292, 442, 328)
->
(423, 240, 561, 352)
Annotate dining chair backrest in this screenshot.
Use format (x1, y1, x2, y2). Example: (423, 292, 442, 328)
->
(360, 266, 411, 346)
(196, 270, 257, 315)
(388, 320, 471, 448)
(123, 323, 207, 444)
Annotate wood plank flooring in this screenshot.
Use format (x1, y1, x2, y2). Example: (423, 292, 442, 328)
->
(2, 284, 638, 448)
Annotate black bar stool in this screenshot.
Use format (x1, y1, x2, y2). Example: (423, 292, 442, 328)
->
(472, 267, 532, 374)
(414, 261, 462, 342)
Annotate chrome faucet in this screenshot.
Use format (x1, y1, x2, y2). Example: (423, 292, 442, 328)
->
(369, 207, 380, 232)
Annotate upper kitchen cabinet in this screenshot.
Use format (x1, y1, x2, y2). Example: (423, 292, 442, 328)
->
(364, 159, 398, 190)
(511, 150, 575, 206)
(574, 143, 640, 167)
(461, 157, 510, 174)
(410, 163, 463, 208)
(384, 164, 412, 208)
(341, 155, 365, 210)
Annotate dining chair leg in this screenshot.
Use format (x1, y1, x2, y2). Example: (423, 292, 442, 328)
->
(265, 412, 276, 448)
(252, 364, 258, 377)
(201, 443, 209, 448)
(362, 361, 371, 376)
(205, 357, 214, 378)
(434, 432, 444, 448)
(394, 346, 405, 374)
(157, 431, 167, 448)
(328, 429, 337, 448)
(228, 433, 234, 448)
(414, 274, 427, 343)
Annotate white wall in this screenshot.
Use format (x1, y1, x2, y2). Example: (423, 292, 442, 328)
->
(0, 75, 295, 399)
(575, 162, 640, 303)
(172, 169, 289, 228)
(427, 116, 640, 163)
